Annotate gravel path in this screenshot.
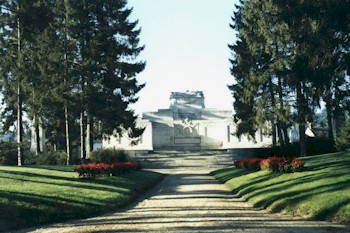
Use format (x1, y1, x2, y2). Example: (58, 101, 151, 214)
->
(20, 151, 350, 233)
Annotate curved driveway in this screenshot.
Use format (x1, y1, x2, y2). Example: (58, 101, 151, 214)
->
(25, 151, 349, 233)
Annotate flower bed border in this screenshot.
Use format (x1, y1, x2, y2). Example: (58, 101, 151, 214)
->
(234, 156, 305, 173)
(74, 162, 142, 178)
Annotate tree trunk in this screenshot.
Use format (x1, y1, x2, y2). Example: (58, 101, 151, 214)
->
(299, 123, 306, 156)
(35, 120, 41, 155)
(86, 114, 91, 159)
(64, 2, 71, 165)
(16, 6, 22, 166)
(325, 95, 335, 144)
(277, 122, 285, 147)
(277, 75, 289, 146)
(271, 121, 277, 146)
(65, 105, 71, 165)
(64, 51, 71, 164)
(296, 82, 307, 157)
(268, 77, 277, 146)
(90, 116, 94, 152)
(80, 111, 86, 159)
(282, 123, 290, 145)
(17, 82, 22, 166)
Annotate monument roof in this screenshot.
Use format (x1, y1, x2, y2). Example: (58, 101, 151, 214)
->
(170, 91, 204, 99)
(170, 90, 205, 109)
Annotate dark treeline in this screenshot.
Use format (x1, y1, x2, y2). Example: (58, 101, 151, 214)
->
(229, 0, 350, 156)
(0, 0, 145, 165)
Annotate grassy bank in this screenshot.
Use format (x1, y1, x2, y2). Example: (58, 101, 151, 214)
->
(0, 166, 164, 232)
(211, 152, 350, 224)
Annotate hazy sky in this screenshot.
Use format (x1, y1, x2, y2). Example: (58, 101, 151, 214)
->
(127, 0, 238, 115)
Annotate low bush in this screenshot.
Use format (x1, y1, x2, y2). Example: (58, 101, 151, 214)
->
(259, 156, 305, 173)
(306, 137, 336, 155)
(89, 148, 128, 163)
(268, 138, 336, 157)
(24, 151, 67, 165)
(0, 141, 18, 165)
(335, 119, 350, 151)
(234, 158, 262, 169)
(234, 156, 305, 173)
(74, 162, 142, 179)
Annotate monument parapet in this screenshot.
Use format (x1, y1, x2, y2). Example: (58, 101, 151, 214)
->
(170, 91, 205, 110)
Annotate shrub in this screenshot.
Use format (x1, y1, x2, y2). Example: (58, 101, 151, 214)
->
(24, 151, 67, 165)
(335, 119, 350, 151)
(234, 156, 305, 173)
(0, 141, 18, 165)
(90, 148, 128, 163)
(290, 158, 305, 172)
(234, 158, 262, 169)
(74, 162, 142, 179)
(306, 137, 336, 155)
(269, 138, 336, 157)
(259, 156, 305, 173)
(259, 157, 289, 172)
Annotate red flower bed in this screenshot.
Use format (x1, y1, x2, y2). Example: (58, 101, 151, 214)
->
(234, 158, 262, 169)
(234, 157, 305, 173)
(74, 162, 142, 178)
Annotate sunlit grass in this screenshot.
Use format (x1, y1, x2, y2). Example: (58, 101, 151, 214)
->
(0, 166, 164, 232)
(211, 152, 350, 224)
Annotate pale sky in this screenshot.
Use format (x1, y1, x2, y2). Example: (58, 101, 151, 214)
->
(128, 0, 238, 115)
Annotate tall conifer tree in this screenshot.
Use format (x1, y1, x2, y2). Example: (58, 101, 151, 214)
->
(0, 0, 35, 165)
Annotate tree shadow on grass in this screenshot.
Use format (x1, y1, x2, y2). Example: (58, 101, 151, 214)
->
(252, 179, 350, 209)
(210, 167, 258, 183)
(234, 170, 350, 224)
(26, 165, 75, 173)
(213, 153, 350, 224)
(0, 172, 131, 194)
(0, 169, 160, 194)
(0, 172, 163, 232)
(0, 190, 109, 232)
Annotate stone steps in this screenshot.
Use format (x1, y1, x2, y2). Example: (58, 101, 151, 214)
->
(132, 150, 234, 170)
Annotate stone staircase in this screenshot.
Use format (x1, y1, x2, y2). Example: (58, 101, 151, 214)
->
(130, 150, 234, 171)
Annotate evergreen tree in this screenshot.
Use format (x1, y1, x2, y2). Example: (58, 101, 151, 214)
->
(229, 0, 350, 156)
(0, 0, 146, 164)
(0, 0, 35, 165)
(74, 0, 145, 158)
(229, 0, 292, 148)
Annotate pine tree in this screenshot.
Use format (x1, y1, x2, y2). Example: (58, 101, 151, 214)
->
(0, 0, 146, 164)
(74, 0, 145, 157)
(229, 0, 350, 156)
(229, 0, 293, 147)
(0, 0, 35, 165)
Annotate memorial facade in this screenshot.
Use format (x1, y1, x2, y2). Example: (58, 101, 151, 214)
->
(103, 91, 272, 151)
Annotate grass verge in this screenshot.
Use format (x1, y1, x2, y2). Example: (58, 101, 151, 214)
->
(211, 152, 350, 224)
(0, 165, 165, 232)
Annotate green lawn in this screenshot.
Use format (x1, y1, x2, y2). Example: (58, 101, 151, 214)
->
(211, 152, 350, 224)
(0, 165, 165, 232)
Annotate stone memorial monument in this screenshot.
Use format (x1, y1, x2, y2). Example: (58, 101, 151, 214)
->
(103, 91, 272, 151)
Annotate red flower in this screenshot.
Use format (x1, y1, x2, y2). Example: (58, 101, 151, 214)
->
(74, 162, 142, 178)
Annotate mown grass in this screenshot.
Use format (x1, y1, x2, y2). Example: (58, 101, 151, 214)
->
(211, 152, 350, 224)
(0, 166, 165, 232)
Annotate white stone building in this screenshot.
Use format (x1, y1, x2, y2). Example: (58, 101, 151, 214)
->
(103, 91, 273, 151)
